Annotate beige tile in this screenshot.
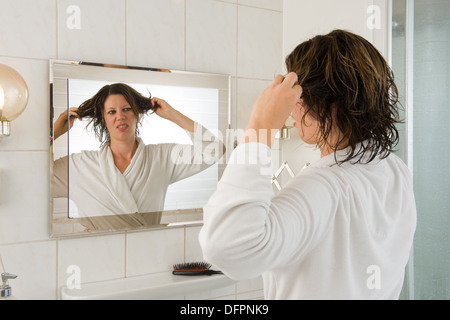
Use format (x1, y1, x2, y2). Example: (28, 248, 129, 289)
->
(185, 226, 203, 263)
(237, 6, 282, 79)
(57, 0, 126, 64)
(0, 151, 50, 244)
(236, 78, 271, 129)
(186, 0, 237, 75)
(238, 0, 283, 11)
(0, 0, 57, 59)
(57, 233, 126, 288)
(127, 0, 185, 69)
(0, 241, 57, 300)
(126, 227, 184, 276)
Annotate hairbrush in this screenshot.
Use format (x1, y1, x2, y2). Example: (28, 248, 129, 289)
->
(172, 262, 223, 276)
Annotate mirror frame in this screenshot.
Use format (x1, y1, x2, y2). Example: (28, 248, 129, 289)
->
(49, 60, 231, 238)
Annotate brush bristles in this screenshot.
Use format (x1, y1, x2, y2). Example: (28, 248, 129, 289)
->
(173, 261, 212, 271)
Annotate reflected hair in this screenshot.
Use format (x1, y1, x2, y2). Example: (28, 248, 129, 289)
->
(285, 29, 401, 164)
(76, 83, 159, 145)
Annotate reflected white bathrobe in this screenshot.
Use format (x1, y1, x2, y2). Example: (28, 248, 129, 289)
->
(53, 124, 220, 218)
(199, 142, 417, 299)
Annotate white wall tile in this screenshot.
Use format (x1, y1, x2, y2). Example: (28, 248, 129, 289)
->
(127, 0, 186, 70)
(0, 151, 50, 244)
(237, 6, 282, 79)
(283, 0, 368, 55)
(236, 78, 271, 129)
(238, 0, 283, 12)
(126, 228, 184, 276)
(186, 0, 237, 75)
(0, 0, 57, 59)
(57, 0, 126, 65)
(0, 241, 57, 300)
(185, 225, 204, 262)
(57, 234, 126, 288)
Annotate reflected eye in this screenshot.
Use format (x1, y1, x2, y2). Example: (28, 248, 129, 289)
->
(106, 106, 131, 115)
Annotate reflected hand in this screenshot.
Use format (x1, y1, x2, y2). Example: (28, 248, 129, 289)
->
(54, 107, 81, 140)
(151, 98, 175, 121)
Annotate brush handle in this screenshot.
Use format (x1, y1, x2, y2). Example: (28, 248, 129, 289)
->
(172, 270, 223, 276)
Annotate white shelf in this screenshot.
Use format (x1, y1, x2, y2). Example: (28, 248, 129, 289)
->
(61, 271, 235, 300)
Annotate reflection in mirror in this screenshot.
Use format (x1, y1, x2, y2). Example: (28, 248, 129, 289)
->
(50, 61, 230, 237)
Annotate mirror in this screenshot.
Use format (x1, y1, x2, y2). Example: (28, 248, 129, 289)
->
(49, 60, 230, 237)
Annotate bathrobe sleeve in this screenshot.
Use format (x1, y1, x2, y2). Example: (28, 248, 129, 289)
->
(198, 142, 337, 280)
(165, 123, 224, 184)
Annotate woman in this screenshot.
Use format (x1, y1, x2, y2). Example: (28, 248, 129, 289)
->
(199, 30, 416, 299)
(53, 83, 220, 231)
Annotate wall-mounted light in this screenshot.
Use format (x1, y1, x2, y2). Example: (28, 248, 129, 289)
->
(0, 64, 29, 140)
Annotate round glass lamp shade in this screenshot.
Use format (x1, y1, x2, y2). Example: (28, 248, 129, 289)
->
(0, 64, 29, 121)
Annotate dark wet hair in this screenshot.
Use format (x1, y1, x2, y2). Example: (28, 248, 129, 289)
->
(76, 83, 159, 145)
(285, 29, 401, 164)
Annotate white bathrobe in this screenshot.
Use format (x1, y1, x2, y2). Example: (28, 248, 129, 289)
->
(53, 124, 220, 219)
(199, 142, 417, 300)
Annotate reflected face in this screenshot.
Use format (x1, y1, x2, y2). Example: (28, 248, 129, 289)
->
(103, 94, 138, 143)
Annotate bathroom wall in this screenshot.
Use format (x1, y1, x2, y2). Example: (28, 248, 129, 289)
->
(0, 0, 283, 300)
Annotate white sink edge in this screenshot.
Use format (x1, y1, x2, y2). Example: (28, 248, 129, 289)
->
(61, 271, 236, 300)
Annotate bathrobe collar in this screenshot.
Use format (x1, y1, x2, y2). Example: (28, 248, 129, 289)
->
(308, 140, 381, 168)
(98, 138, 145, 214)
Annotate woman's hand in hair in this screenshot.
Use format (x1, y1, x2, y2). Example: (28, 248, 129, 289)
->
(151, 97, 175, 120)
(241, 72, 302, 148)
(53, 107, 81, 140)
